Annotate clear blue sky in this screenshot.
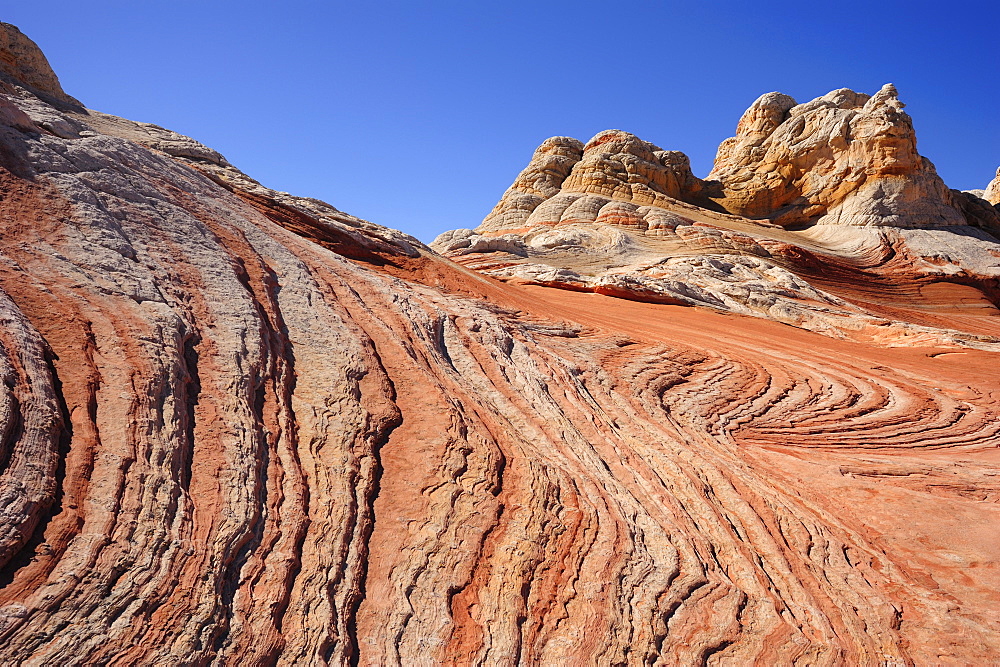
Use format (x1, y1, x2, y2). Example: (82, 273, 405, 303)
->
(5, 1, 999, 241)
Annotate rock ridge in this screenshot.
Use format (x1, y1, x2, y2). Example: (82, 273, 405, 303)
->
(0, 23, 998, 665)
(0, 22, 78, 105)
(707, 84, 966, 228)
(436, 85, 1000, 345)
(481, 85, 992, 237)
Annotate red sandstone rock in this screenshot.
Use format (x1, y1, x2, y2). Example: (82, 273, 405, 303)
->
(0, 23, 998, 666)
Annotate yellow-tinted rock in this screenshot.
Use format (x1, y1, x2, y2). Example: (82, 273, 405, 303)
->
(479, 130, 711, 233)
(984, 166, 1000, 205)
(0, 22, 77, 104)
(708, 84, 965, 227)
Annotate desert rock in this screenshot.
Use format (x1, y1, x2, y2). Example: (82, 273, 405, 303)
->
(707, 84, 966, 227)
(0, 22, 77, 104)
(437, 86, 1000, 346)
(479, 130, 715, 235)
(985, 166, 1000, 205)
(0, 23, 998, 665)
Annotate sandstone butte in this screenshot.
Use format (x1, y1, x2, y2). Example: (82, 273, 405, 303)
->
(0, 20, 997, 666)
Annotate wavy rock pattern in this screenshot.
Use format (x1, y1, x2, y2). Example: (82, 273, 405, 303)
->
(0, 24, 998, 666)
(434, 218, 1000, 348)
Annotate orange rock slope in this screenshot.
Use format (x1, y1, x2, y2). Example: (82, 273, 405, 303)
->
(0, 21, 999, 665)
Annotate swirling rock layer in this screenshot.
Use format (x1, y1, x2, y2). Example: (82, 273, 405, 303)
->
(0, 24, 998, 665)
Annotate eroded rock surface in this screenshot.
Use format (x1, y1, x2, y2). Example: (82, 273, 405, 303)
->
(0, 24, 999, 666)
(438, 86, 1000, 348)
(707, 84, 966, 228)
(985, 166, 1000, 205)
(479, 130, 717, 235)
(0, 22, 77, 105)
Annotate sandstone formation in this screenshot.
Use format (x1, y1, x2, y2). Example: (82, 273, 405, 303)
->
(0, 22, 77, 105)
(706, 84, 966, 228)
(0, 24, 999, 666)
(479, 86, 986, 237)
(985, 166, 1000, 205)
(479, 130, 716, 234)
(438, 86, 1000, 348)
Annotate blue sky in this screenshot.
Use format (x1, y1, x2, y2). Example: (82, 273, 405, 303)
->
(4, 1, 998, 241)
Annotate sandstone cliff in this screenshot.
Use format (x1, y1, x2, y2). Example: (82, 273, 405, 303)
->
(0, 24, 998, 665)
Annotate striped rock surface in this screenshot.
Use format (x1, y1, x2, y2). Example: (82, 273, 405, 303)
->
(0, 22, 999, 666)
